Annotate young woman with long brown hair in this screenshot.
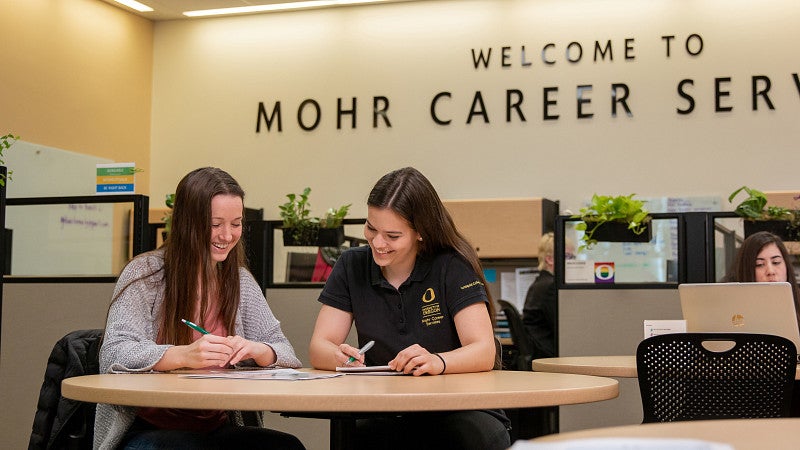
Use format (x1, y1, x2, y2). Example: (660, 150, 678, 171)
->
(309, 167, 510, 450)
(95, 167, 304, 450)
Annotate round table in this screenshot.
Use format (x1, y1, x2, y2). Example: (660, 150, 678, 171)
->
(62, 370, 619, 412)
(63, 369, 619, 449)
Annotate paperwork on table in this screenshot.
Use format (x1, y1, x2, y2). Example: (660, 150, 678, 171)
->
(178, 368, 342, 380)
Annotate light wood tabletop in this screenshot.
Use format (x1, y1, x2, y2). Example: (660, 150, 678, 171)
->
(62, 369, 619, 412)
(533, 356, 800, 380)
(527, 417, 800, 449)
(63, 369, 620, 450)
(532, 356, 638, 378)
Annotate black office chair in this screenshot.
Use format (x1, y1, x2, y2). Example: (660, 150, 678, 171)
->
(497, 299, 534, 371)
(29, 329, 104, 450)
(29, 329, 263, 450)
(636, 332, 797, 423)
(496, 300, 559, 440)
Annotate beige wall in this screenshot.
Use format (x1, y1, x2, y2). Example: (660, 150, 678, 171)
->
(3, 0, 799, 222)
(148, 0, 800, 218)
(0, 0, 153, 193)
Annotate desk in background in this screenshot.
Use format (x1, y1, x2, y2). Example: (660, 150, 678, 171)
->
(533, 356, 800, 380)
(527, 417, 800, 450)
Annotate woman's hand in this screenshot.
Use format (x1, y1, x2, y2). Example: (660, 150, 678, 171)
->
(185, 334, 235, 368)
(309, 305, 356, 370)
(388, 344, 445, 376)
(154, 334, 234, 371)
(224, 335, 276, 367)
(338, 343, 366, 367)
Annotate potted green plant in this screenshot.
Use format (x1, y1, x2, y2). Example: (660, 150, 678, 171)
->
(162, 193, 175, 237)
(0, 133, 19, 275)
(0, 133, 19, 186)
(317, 204, 351, 246)
(728, 186, 800, 240)
(279, 187, 350, 246)
(573, 193, 652, 250)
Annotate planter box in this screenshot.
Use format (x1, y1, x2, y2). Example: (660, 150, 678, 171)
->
(317, 226, 345, 247)
(585, 220, 653, 243)
(282, 225, 344, 247)
(744, 220, 799, 241)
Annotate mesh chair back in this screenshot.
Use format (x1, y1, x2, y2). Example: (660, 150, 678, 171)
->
(636, 332, 797, 423)
(497, 299, 534, 371)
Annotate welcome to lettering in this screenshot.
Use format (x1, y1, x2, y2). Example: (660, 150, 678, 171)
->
(254, 34, 800, 134)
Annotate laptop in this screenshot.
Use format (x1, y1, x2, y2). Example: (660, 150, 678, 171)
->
(678, 282, 800, 360)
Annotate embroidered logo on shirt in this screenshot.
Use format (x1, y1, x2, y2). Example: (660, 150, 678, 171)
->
(421, 287, 443, 327)
(460, 280, 483, 290)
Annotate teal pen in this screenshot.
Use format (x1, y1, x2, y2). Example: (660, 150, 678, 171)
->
(181, 318, 210, 335)
(346, 340, 375, 365)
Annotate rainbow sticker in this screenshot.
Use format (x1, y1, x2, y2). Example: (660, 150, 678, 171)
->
(594, 262, 615, 284)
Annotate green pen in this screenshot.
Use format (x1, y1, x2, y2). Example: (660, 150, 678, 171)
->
(345, 340, 375, 365)
(181, 318, 210, 335)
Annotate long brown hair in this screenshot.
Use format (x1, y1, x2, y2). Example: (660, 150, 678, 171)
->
(367, 167, 496, 319)
(111, 167, 247, 346)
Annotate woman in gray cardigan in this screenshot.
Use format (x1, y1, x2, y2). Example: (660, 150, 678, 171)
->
(95, 167, 304, 450)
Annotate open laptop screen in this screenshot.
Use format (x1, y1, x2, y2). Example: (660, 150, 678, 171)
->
(678, 282, 800, 356)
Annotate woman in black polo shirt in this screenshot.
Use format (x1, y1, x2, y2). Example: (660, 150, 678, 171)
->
(309, 167, 511, 450)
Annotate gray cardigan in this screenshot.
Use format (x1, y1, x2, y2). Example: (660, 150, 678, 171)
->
(94, 250, 301, 449)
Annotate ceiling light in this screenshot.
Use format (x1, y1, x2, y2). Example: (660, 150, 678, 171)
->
(184, 0, 388, 17)
(113, 0, 154, 12)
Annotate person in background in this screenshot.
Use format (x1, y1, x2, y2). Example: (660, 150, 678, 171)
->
(722, 230, 800, 417)
(723, 230, 800, 320)
(522, 232, 574, 359)
(308, 167, 511, 450)
(95, 167, 304, 450)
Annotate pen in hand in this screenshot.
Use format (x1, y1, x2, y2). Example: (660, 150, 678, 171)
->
(181, 318, 210, 335)
(345, 340, 375, 366)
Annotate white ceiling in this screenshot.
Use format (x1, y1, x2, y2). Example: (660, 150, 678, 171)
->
(99, 0, 413, 21)
(98, 1, 266, 21)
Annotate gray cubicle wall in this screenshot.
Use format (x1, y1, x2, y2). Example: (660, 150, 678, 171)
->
(0, 282, 114, 450)
(557, 288, 682, 432)
(261, 287, 358, 450)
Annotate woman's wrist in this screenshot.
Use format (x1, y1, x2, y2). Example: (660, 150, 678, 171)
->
(432, 352, 446, 375)
(255, 342, 277, 366)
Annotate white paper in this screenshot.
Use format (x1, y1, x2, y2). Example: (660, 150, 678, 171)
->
(565, 260, 595, 283)
(500, 272, 517, 303)
(178, 368, 342, 380)
(515, 268, 538, 310)
(644, 320, 687, 338)
(336, 365, 392, 372)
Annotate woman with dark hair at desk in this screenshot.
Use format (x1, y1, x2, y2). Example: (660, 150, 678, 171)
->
(723, 231, 800, 315)
(95, 167, 304, 450)
(723, 230, 800, 417)
(309, 167, 511, 450)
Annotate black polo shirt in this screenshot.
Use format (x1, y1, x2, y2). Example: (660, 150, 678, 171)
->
(318, 245, 489, 366)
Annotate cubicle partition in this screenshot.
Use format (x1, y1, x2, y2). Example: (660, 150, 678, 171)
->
(553, 211, 799, 432)
(245, 218, 367, 290)
(0, 194, 149, 450)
